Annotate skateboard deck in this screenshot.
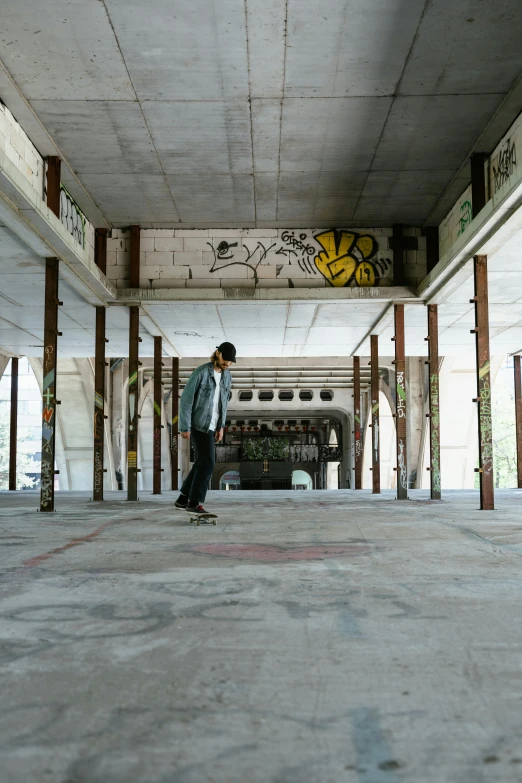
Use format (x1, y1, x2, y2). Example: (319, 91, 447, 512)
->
(189, 512, 218, 526)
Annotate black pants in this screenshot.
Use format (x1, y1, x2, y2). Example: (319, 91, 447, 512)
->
(180, 429, 215, 504)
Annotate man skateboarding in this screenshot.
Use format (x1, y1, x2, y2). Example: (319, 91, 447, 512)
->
(175, 342, 236, 515)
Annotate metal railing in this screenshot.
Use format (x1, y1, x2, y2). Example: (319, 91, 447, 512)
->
(215, 443, 342, 463)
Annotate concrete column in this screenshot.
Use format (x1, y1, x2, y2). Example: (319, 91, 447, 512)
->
(515, 355, 522, 489)
(127, 307, 140, 501)
(393, 304, 408, 499)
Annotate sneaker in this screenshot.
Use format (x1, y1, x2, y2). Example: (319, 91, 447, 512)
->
(186, 504, 208, 515)
(174, 494, 187, 509)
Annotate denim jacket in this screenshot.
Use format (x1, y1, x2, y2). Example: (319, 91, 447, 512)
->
(179, 362, 232, 433)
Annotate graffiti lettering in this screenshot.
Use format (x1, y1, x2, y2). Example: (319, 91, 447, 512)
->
(60, 184, 86, 248)
(207, 240, 276, 284)
(398, 440, 407, 490)
(479, 377, 493, 474)
(280, 231, 316, 257)
(457, 200, 473, 237)
(314, 230, 391, 288)
(492, 138, 516, 193)
(396, 371, 406, 418)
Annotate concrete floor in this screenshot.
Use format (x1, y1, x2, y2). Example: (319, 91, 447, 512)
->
(1, 489, 522, 783)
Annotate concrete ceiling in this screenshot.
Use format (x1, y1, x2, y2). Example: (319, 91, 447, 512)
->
(2, 0, 522, 228)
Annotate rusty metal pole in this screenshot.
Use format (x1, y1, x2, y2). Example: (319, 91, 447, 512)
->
(472, 255, 494, 510)
(171, 357, 179, 490)
(95, 228, 108, 275)
(393, 304, 408, 499)
(427, 305, 441, 500)
(353, 356, 362, 489)
(40, 258, 60, 512)
(9, 358, 19, 490)
(515, 355, 522, 489)
(127, 307, 140, 501)
(46, 157, 61, 217)
(130, 225, 141, 288)
(93, 307, 106, 501)
(370, 335, 380, 494)
(153, 337, 163, 495)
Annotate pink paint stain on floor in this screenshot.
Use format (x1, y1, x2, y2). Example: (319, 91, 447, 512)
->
(186, 543, 371, 562)
(22, 517, 142, 568)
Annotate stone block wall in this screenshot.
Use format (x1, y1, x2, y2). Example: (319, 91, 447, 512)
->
(0, 101, 44, 196)
(106, 227, 427, 290)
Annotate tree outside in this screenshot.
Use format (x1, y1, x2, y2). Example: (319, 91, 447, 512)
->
(0, 358, 41, 490)
(0, 406, 39, 489)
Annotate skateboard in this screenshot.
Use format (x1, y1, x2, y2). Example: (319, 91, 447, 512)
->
(189, 512, 218, 526)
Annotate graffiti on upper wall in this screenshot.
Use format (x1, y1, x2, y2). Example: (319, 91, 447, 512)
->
(60, 184, 86, 248)
(206, 229, 393, 287)
(457, 201, 472, 237)
(492, 138, 517, 194)
(314, 230, 390, 287)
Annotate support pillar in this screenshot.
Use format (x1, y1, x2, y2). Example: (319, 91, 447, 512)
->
(427, 305, 441, 499)
(127, 306, 140, 501)
(515, 355, 522, 489)
(46, 157, 61, 217)
(130, 225, 141, 288)
(353, 356, 362, 489)
(171, 357, 179, 490)
(472, 255, 494, 509)
(370, 335, 380, 494)
(153, 337, 163, 495)
(9, 358, 18, 490)
(40, 258, 60, 512)
(393, 304, 408, 499)
(93, 307, 106, 501)
(95, 228, 108, 274)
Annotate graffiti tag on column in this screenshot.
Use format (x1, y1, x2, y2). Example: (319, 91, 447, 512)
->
(354, 409, 362, 458)
(314, 230, 391, 288)
(479, 366, 493, 474)
(372, 400, 379, 461)
(398, 440, 407, 490)
(492, 138, 516, 193)
(430, 373, 441, 493)
(396, 371, 406, 418)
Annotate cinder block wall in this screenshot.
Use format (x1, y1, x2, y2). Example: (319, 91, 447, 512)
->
(106, 227, 428, 290)
(0, 101, 44, 196)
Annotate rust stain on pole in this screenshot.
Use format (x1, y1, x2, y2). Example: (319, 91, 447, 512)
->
(514, 355, 522, 489)
(127, 306, 140, 501)
(427, 305, 441, 500)
(473, 255, 494, 510)
(46, 157, 61, 218)
(353, 356, 362, 489)
(171, 357, 179, 490)
(9, 357, 19, 491)
(40, 259, 59, 512)
(394, 304, 408, 499)
(93, 307, 106, 501)
(130, 225, 141, 289)
(370, 335, 380, 494)
(95, 228, 108, 275)
(153, 336, 162, 495)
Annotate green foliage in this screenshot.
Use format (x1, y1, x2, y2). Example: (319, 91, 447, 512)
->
(0, 407, 39, 490)
(242, 437, 290, 461)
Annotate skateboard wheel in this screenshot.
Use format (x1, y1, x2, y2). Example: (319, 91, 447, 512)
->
(196, 518, 200, 526)
(212, 520, 216, 525)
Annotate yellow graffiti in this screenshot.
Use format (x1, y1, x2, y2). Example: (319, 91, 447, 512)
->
(314, 230, 379, 287)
